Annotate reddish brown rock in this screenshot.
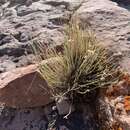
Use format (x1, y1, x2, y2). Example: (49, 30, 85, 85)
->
(0, 64, 53, 108)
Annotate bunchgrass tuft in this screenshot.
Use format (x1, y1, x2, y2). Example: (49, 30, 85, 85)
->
(37, 21, 121, 99)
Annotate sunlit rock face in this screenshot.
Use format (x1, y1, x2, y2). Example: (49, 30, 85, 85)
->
(0, 0, 79, 73)
(77, 0, 130, 73)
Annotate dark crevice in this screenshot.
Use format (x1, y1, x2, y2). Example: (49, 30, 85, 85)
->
(0, 44, 32, 57)
(49, 16, 70, 26)
(0, 47, 25, 57)
(14, 23, 25, 28)
(111, 0, 130, 5)
(111, 0, 130, 10)
(13, 32, 21, 42)
(0, 34, 11, 46)
(53, 111, 99, 130)
(13, 32, 31, 42)
(44, 1, 69, 9)
(8, 0, 40, 7)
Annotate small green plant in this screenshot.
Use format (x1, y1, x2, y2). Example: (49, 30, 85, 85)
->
(37, 21, 120, 100)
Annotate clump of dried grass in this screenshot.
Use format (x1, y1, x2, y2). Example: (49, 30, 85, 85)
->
(36, 21, 120, 100)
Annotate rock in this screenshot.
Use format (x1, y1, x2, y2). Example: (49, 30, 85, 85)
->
(44, 0, 70, 8)
(0, 0, 7, 5)
(26, 0, 33, 6)
(0, 0, 80, 73)
(106, 80, 129, 97)
(77, 0, 130, 73)
(56, 97, 75, 116)
(0, 106, 48, 130)
(16, 6, 37, 16)
(0, 60, 16, 72)
(97, 96, 114, 130)
(9, 0, 27, 6)
(20, 32, 30, 42)
(118, 115, 130, 130)
(0, 33, 12, 45)
(0, 64, 52, 108)
(114, 102, 125, 115)
(0, 35, 12, 45)
(14, 54, 36, 67)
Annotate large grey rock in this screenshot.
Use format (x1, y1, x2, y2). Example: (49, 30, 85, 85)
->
(0, 0, 80, 73)
(77, 0, 130, 73)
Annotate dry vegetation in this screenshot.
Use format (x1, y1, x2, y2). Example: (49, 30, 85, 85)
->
(35, 21, 121, 102)
(31, 20, 130, 130)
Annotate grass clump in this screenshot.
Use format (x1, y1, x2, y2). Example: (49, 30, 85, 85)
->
(37, 21, 120, 100)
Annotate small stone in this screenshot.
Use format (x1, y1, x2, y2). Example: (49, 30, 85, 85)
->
(20, 32, 30, 42)
(56, 97, 75, 115)
(52, 106, 57, 111)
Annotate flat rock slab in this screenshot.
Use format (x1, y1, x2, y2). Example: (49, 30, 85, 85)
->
(0, 64, 52, 108)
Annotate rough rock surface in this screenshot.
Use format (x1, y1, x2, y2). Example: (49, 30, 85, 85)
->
(0, 0, 130, 130)
(0, 104, 99, 130)
(0, 106, 48, 130)
(77, 0, 130, 73)
(105, 78, 130, 130)
(0, 0, 80, 73)
(0, 64, 52, 108)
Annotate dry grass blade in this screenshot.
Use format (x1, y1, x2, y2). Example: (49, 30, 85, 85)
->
(36, 21, 121, 99)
